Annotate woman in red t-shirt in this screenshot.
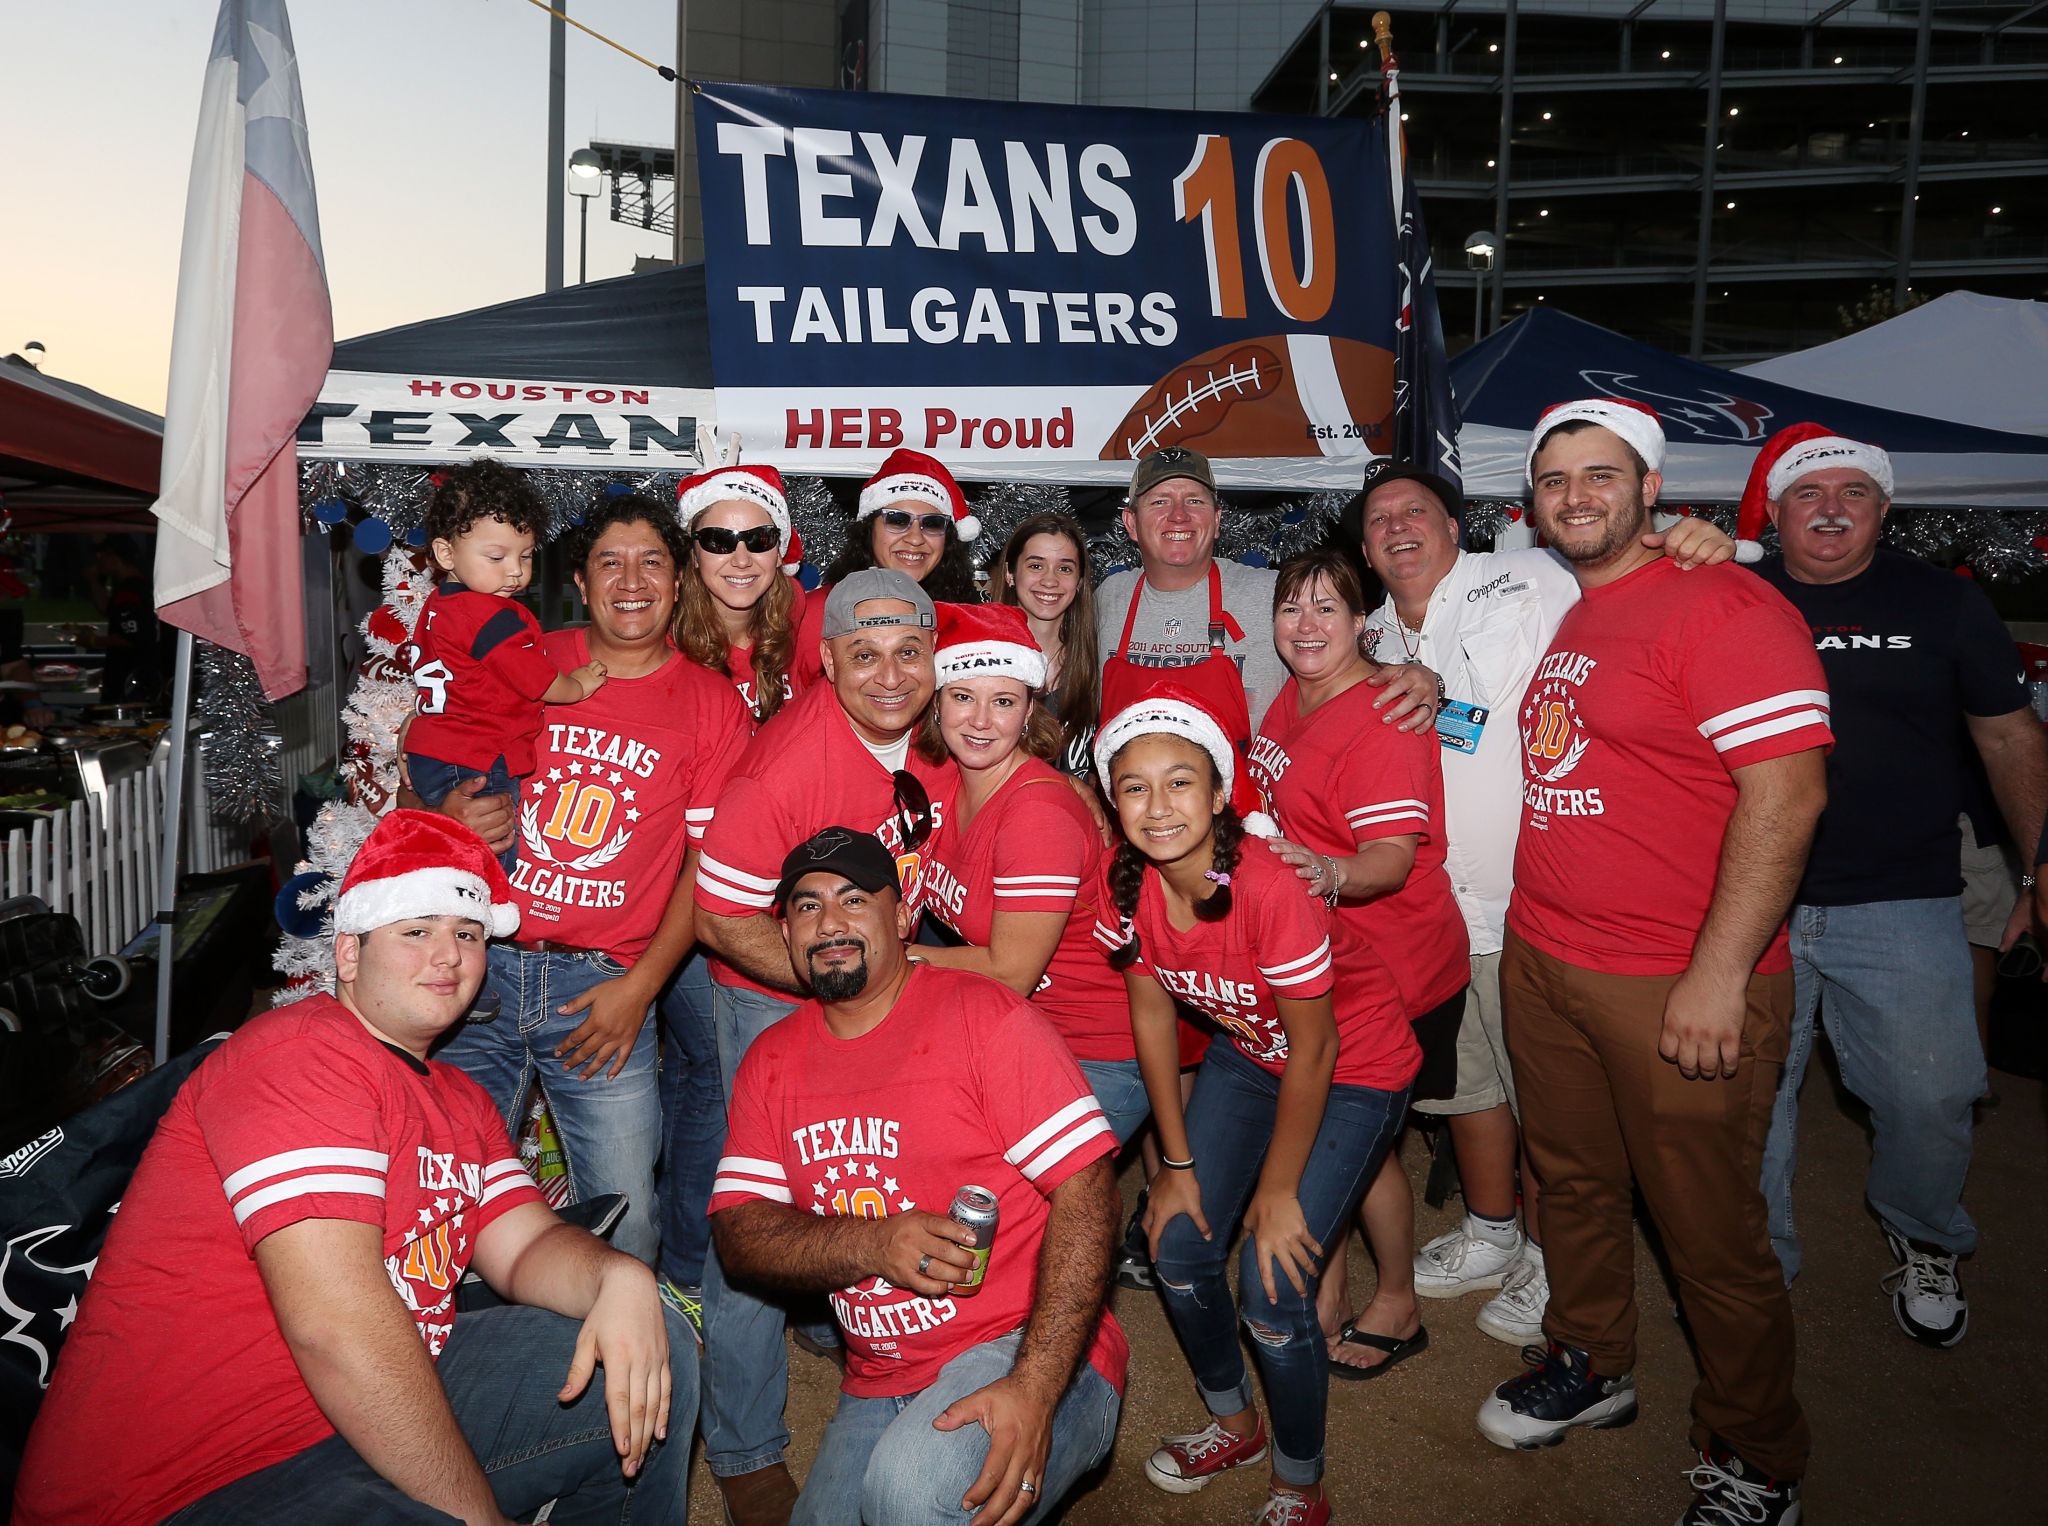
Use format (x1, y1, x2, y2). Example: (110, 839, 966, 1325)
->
(1093, 677, 1419, 1526)
(658, 462, 810, 1312)
(672, 463, 808, 723)
(1250, 549, 1471, 1381)
(905, 604, 1143, 1142)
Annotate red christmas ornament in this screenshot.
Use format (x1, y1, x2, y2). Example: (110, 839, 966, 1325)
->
(367, 605, 412, 648)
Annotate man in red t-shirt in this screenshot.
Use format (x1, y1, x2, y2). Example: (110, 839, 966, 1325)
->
(713, 828, 1124, 1525)
(429, 495, 753, 1271)
(692, 567, 950, 1523)
(1478, 400, 1830, 1526)
(14, 811, 693, 1526)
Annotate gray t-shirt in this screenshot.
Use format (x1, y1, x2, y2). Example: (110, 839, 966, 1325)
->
(1096, 558, 1286, 730)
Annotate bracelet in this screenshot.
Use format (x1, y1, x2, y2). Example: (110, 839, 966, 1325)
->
(1160, 1155, 1196, 1171)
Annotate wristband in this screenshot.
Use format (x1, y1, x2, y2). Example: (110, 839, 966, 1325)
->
(1160, 1155, 1196, 1171)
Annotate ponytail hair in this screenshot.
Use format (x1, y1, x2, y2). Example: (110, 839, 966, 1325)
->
(1105, 805, 1245, 968)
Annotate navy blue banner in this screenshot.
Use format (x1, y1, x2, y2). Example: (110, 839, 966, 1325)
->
(691, 82, 1402, 484)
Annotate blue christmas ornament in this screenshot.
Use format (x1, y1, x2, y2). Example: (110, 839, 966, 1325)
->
(273, 870, 332, 940)
(406, 526, 428, 546)
(313, 496, 348, 525)
(354, 518, 393, 554)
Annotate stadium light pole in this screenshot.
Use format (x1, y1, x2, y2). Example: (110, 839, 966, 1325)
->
(1464, 232, 1498, 344)
(569, 148, 602, 284)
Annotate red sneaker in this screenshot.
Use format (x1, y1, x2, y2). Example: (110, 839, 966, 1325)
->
(1144, 1415, 1271, 1494)
(1258, 1487, 1333, 1525)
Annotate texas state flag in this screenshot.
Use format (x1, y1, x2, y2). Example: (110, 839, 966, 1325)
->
(152, 0, 331, 700)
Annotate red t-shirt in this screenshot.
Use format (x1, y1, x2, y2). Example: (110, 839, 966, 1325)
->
(1093, 841, 1421, 1092)
(695, 681, 953, 995)
(1508, 559, 1833, 976)
(723, 579, 812, 719)
(1251, 677, 1469, 1017)
(709, 965, 1128, 1399)
(509, 631, 752, 965)
(913, 759, 1129, 1061)
(406, 583, 561, 775)
(15, 998, 543, 1526)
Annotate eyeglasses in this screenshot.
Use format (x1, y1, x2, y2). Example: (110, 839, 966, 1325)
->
(691, 525, 780, 555)
(889, 769, 933, 853)
(878, 510, 952, 535)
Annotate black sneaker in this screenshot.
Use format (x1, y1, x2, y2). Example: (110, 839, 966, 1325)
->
(1475, 1341, 1637, 1450)
(1881, 1224, 1968, 1348)
(1116, 1191, 1155, 1291)
(1678, 1437, 1802, 1525)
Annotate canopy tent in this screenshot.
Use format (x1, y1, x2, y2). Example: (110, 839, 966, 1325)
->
(1451, 308, 2048, 508)
(1736, 292, 2048, 439)
(0, 356, 163, 533)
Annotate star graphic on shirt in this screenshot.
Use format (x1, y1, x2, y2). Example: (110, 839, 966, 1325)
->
(622, 787, 636, 803)
(626, 808, 641, 823)
(457, 1235, 468, 1255)
(417, 1207, 433, 1226)
(864, 1163, 879, 1180)
(55, 1297, 78, 1330)
(608, 770, 623, 786)
(452, 1213, 464, 1229)
(813, 1180, 827, 1197)
(897, 1197, 914, 1213)
(881, 1177, 898, 1195)
(531, 781, 546, 796)
(548, 767, 563, 782)
(824, 1164, 841, 1183)
(569, 761, 585, 776)
(434, 1196, 449, 1214)
(812, 1203, 828, 1216)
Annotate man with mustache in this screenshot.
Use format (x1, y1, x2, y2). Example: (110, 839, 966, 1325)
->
(711, 828, 1125, 1525)
(1481, 399, 1830, 1526)
(694, 568, 954, 1524)
(1746, 424, 2047, 1349)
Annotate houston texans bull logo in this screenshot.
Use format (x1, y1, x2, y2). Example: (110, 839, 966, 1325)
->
(1577, 369, 1773, 442)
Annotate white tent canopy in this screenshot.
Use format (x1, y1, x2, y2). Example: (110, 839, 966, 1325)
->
(1738, 293, 2048, 439)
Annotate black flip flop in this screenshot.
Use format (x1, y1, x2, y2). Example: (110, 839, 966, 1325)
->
(1327, 1322, 1430, 1382)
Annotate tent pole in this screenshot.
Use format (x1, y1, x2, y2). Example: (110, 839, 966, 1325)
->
(154, 627, 196, 1067)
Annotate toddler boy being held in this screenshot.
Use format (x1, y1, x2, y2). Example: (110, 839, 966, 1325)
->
(402, 461, 604, 872)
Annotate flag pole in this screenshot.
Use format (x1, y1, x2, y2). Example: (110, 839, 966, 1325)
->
(153, 628, 195, 1066)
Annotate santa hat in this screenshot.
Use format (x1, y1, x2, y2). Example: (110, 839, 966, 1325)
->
(935, 602, 1047, 688)
(332, 809, 521, 939)
(857, 449, 981, 542)
(1526, 398, 1667, 484)
(1094, 665, 1278, 838)
(1736, 423, 1895, 540)
(676, 465, 798, 573)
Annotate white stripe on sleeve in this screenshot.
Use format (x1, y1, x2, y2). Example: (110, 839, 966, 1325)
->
(1017, 1115, 1114, 1182)
(1004, 1096, 1101, 1170)
(1263, 941, 1334, 988)
(1346, 798, 1427, 825)
(698, 856, 778, 910)
(1698, 690, 1830, 741)
(711, 1176, 794, 1204)
(717, 1155, 788, 1181)
(1260, 943, 1331, 980)
(231, 1173, 385, 1226)
(1710, 708, 1833, 755)
(221, 1146, 389, 1200)
(480, 1168, 541, 1205)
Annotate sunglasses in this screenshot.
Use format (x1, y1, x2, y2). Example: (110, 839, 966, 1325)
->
(692, 525, 781, 556)
(878, 510, 952, 535)
(889, 769, 933, 853)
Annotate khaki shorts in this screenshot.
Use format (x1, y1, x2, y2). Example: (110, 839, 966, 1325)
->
(1412, 950, 1516, 1118)
(1959, 814, 2021, 949)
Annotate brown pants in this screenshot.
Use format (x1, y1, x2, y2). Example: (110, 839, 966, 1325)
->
(1501, 932, 1810, 1480)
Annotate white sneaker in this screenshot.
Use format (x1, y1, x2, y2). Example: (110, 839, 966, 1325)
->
(1414, 1218, 1524, 1298)
(1880, 1225, 1968, 1348)
(1477, 1244, 1549, 1346)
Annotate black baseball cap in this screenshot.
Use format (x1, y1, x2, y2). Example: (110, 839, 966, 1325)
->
(1343, 459, 1464, 540)
(1128, 447, 1217, 503)
(774, 827, 900, 911)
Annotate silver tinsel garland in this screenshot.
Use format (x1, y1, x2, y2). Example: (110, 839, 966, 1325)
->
(1088, 491, 1352, 578)
(195, 643, 286, 825)
(964, 482, 1075, 568)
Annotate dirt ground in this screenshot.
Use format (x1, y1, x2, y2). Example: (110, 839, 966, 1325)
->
(687, 1052, 2045, 1524)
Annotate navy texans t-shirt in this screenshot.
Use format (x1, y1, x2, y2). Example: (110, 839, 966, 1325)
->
(1754, 548, 2026, 905)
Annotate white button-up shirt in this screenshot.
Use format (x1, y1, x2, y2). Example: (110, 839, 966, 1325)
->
(1364, 547, 1582, 955)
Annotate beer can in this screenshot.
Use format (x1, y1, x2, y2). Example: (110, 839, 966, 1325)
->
(947, 1185, 999, 1294)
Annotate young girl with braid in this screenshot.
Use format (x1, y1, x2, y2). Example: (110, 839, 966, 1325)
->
(1090, 669, 1421, 1526)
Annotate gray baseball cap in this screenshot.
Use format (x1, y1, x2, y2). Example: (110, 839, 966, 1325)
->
(1128, 447, 1216, 503)
(820, 567, 937, 639)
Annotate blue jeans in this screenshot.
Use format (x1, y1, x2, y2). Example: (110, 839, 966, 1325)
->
(436, 944, 662, 1265)
(407, 752, 519, 875)
(790, 1329, 1120, 1526)
(700, 979, 803, 1478)
(1762, 898, 1985, 1281)
(169, 1300, 698, 1524)
(657, 952, 722, 1289)
(1153, 1042, 1408, 1489)
(1077, 1056, 1150, 1148)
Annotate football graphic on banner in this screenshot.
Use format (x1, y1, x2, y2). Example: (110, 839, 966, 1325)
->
(1100, 335, 1394, 461)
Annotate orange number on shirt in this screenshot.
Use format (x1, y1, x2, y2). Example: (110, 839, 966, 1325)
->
(401, 1223, 455, 1292)
(830, 1187, 889, 1219)
(542, 783, 616, 847)
(1529, 701, 1571, 760)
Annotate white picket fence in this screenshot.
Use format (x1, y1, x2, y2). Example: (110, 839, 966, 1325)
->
(2, 755, 169, 957)
(0, 679, 338, 958)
